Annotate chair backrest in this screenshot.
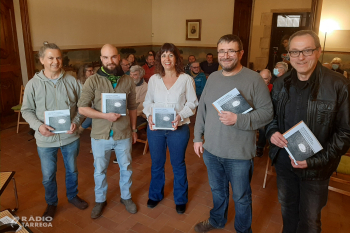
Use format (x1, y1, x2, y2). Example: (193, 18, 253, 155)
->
(19, 85, 25, 105)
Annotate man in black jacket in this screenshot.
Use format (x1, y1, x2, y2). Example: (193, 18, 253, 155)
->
(266, 30, 350, 233)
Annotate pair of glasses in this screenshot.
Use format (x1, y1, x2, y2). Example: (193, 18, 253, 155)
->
(217, 50, 241, 57)
(288, 48, 318, 57)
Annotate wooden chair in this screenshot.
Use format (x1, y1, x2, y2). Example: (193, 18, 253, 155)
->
(0, 172, 19, 212)
(12, 85, 29, 133)
(136, 122, 149, 155)
(263, 157, 276, 188)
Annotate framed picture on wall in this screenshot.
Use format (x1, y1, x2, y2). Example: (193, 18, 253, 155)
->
(186, 19, 202, 41)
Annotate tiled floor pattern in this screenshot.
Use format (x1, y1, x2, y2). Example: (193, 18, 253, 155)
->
(1, 124, 350, 233)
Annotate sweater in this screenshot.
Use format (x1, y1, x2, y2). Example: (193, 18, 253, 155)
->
(193, 68, 273, 159)
(142, 64, 155, 83)
(21, 70, 84, 147)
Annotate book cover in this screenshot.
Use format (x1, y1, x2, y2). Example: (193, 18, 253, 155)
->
(212, 88, 253, 114)
(101, 93, 127, 115)
(153, 108, 176, 130)
(283, 121, 323, 165)
(44, 109, 71, 133)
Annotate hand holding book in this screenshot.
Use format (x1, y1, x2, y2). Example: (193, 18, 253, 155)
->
(218, 111, 237, 126)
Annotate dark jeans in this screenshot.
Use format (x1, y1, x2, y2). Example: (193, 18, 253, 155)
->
(147, 124, 190, 205)
(81, 117, 92, 129)
(257, 127, 266, 149)
(275, 152, 329, 233)
(37, 139, 80, 205)
(203, 150, 253, 233)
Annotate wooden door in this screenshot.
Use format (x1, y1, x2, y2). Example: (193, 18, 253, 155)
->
(232, 0, 253, 67)
(0, 0, 23, 128)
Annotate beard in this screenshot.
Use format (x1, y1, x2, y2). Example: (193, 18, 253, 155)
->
(219, 58, 239, 72)
(133, 78, 141, 84)
(102, 63, 118, 75)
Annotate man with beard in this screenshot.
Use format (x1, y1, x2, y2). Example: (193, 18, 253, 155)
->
(142, 54, 155, 83)
(193, 34, 273, 233)
(78, 44, 138, 218)
(200, 53, 219, 76)
(184, 55, 196, 74)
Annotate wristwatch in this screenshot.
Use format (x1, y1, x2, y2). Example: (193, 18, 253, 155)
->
(132, 129, 138, 133)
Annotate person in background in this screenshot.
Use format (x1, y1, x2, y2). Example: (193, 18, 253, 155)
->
(184, 55, 196, 74)
(126, 53, 137, 67)
(142, 54, 155, 83)
(266, 30, 350, 233)
(77, 64, 95, 135)
(200, 53, 219, 76)
(78, 44, 138, 218)
(279, 35, 290, 65)
(271, 61, 288, 84)
(143, 43, 198, 214)
(330, 57, 348, 78)
(120, 58, 131, 75)
(189, 61, 206, 100)
(148, 50, 156, 58)
(21, 43, 88, 221)
(256, 69, 273, 157)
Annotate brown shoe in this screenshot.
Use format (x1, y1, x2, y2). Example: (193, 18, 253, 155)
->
(120, 198, 137, 214)
(194, 219, 216, 232)
(42, 205, 57, 222)
(68, 195, 88, 210)
(91, 201, 107, 219)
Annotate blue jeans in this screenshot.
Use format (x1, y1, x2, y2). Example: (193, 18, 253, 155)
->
(37, 139, 80, 206)
(81, 117, 92, 129)
(147, 124, 189, 205)
(275, 152, 329, 233)
(203, 150, 253, 233)
(91, 137, 132, 202)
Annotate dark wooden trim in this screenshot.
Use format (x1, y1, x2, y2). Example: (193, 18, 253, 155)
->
(19, 0, 35, 79)
(322, 51, 350, 55)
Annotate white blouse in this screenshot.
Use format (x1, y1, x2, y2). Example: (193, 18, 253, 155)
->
(143, 73, 198, 126)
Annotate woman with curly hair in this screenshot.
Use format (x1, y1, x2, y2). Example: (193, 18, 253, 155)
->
(143, 43, 198, 214)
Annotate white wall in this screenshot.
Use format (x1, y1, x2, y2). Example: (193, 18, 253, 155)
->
(28, 0, 153, 51)
(151, 0, 234, 47)
(319, 0, 350, 52)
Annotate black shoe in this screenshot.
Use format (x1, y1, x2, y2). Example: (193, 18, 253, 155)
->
(176, 204, 186, 214)
(68, 195, 88, 210)
(256, 147, 264, 157)
(42, 205, 57, 222)
(113, 159, 118, 164)
(147, 199, 160, 208)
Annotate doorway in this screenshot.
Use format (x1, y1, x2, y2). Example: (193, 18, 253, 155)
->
(0, 0, 23, 129)
(267, 12, 311, 71)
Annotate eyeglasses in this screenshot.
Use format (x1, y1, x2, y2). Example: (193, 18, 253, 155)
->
(217, 50, 241, 57)
(192, 66, 200, 69)
(288, 48, 318, 57)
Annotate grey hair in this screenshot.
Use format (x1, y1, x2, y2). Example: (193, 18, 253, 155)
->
(260, 69, 272, 78)
(190, 62, 200, 67)
(130, 65, 145, 78)
(275, 62, 288, 72)
(38, 43, 62, 58)
(288, 30, 321, 51)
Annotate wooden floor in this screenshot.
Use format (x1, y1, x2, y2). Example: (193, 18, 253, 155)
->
(1, 124, 350, 233)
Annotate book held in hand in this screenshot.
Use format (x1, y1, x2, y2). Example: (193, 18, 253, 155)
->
(212, 88, 253, 114)
(101, 93, 126, 115)
(44, 109, 71, 133)
(283, 121, 323, 165)
(152, 108, 176, 130)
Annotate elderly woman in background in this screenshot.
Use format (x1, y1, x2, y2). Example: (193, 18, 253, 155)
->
(143, 43, 198, 214)
(331, 57, 348, 78)
(77, 63, 94, 134)
(126, 54, 137, 67)
(129, 65, 148, 126)
(271, 61, 288, 84)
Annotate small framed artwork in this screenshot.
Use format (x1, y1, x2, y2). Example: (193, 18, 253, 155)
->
(186, 19, 202, 41)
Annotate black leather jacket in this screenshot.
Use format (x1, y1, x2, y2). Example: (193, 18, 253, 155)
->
(266, 62, 350, 180)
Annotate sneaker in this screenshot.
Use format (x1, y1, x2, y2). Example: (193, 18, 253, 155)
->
(42, 205, 57, 222)
(91, 201, 107, 219)
(113, 159, 118, 164)
(120, 198, 137, 214)
(256, 147, 264, 157)
(68, 195, 88, 210)
(194, 219, 216, 232)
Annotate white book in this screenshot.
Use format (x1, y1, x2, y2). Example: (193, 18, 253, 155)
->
(101, 93, 126, 116)
(212, 88, 253, 114)
(152, 108, 176, 130)
(283, 121, 323, 165)
(44, 109, 71, 133)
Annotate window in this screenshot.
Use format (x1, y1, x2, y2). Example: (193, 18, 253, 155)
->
(277, 15, 301, 27)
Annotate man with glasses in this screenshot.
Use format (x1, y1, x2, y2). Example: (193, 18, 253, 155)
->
(184, 55, 196, 74)
(189, 62, 206, 100)
(266, 30, 350, 233)
(120, 58, 131, 75)
(193, 34, 273, 233)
